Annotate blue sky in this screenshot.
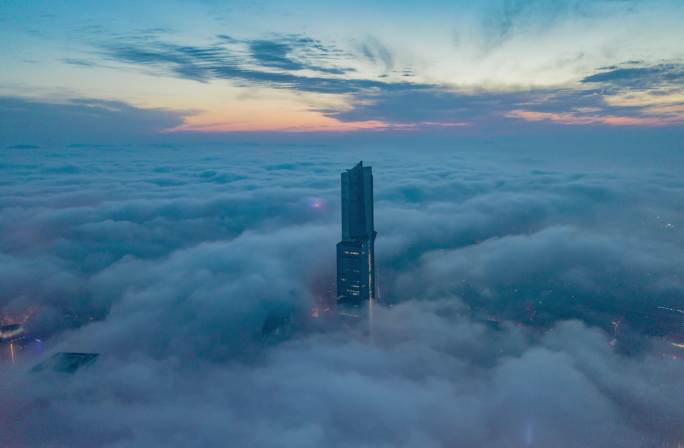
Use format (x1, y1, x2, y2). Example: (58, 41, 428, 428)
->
(1, 0, 684, 142)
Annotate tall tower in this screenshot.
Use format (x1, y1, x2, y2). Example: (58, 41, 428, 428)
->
(337, 161, 376, 306)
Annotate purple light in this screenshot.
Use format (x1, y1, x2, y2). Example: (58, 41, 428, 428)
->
(308, 197, 325, 209)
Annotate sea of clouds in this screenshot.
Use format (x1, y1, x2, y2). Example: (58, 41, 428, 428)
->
(1, 139, 683, 447)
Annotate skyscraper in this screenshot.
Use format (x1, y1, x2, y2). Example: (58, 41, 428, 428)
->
(337, 161, 376, 306)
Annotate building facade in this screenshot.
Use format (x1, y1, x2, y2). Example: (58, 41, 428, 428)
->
(336, 161, 376, 305)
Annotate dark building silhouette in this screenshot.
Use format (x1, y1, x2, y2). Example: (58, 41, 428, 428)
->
(337, 161, 376, 305)
(32, 352, 99, 374)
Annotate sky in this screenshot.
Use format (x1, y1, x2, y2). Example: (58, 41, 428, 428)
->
(1, 0, 684, 141)
(2, 2, 684, 447)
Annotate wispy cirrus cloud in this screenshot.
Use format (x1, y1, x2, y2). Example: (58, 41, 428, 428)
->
(501, 61, 684, 127)
(246, 35, 354, 75)
(97, 33, 684, 129)
(582, 62, 684, 90)
(4, 28, 682, 140)
(506, 109, 681, 127)
(99, 34, 388, 94)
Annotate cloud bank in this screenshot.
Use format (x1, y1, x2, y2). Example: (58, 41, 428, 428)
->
(0, 96, 185, 146)
(1, 141, 683, 446)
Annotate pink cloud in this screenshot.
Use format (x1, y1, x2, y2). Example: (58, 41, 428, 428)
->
(506, 109, 683, 127)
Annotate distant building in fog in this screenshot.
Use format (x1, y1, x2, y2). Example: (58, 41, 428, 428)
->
(32, 352, 99, 374)
(336, 161, 376, 306)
